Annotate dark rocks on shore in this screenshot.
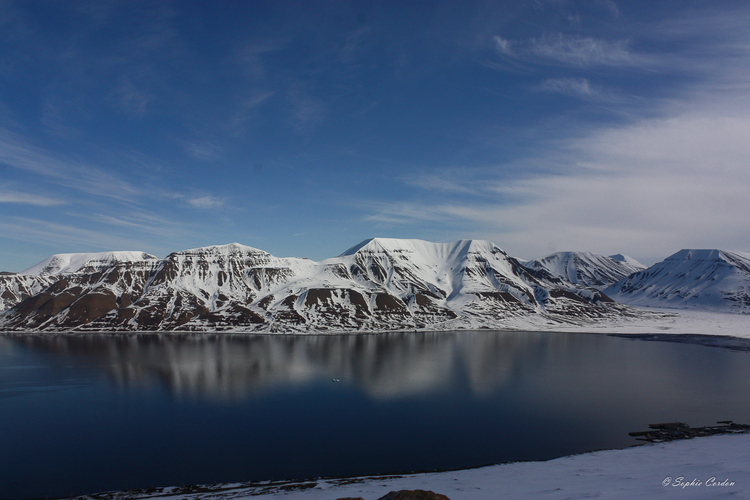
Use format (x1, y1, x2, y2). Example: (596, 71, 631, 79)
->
(629, 421, 750, 443)
(337, 491, 450, 500)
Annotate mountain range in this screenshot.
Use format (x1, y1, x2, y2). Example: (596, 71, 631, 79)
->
(521, 251, 646, 289)
(604, 249, 750, 312)
(1, 239, 748, 333)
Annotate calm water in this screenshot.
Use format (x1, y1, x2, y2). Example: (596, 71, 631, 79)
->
(2, 331, 750, 499)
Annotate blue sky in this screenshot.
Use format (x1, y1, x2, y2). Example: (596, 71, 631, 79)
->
(2, 0, 750, 271)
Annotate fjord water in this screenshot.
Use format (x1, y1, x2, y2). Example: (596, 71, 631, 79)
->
(2, 332, 750, 499)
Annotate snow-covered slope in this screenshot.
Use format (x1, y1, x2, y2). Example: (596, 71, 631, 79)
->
(21, 251, 157, 276)
(0, 251, 158, 313)
(609, 253, 647, 269)
(605, 249, 750, 312)
(0, 238, 638, 332)
(523, 251, 646, 289)
(0, 273, 56, 311)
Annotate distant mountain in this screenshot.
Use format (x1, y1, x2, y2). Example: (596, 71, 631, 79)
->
(609, 254, 647, 269)
(0, 239, 638, 332)
(522, 251, 646, 290)
(605, 249, 750, 312)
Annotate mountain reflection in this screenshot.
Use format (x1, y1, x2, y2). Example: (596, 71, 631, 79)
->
(6, 331, 572, 400)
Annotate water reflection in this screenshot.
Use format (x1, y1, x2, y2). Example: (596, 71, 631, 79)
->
(3, 331, 750, 500)
(4, 331, 594, 400)
(8, 330, 746, 406)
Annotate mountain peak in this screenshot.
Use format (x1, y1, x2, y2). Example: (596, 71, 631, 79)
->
(21, 251, 157, 276)
(606, 248, 750, 311)
(608, 254, 646, 269)
(176, 242, 269, 256)
(667, 249, 750, 262)
(340, 237, 504, 258)
(523, 251, 645, 289)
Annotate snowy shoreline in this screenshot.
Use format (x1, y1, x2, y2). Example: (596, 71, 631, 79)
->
(3, 307, 749, 341)
(73, 433, 750, 500)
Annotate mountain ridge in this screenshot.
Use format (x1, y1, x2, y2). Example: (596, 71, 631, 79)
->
(0, 238, 636, 332)
(605, 248, 750, 312)
(3, 241, 747, 333)
(522, 251, 647, 290)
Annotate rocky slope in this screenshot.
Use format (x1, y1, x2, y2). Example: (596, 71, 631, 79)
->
(522, 251, 646, 290)
(0, 273, 56, 312)
(0, 239, 637, 332)
(605, 249, 750, 312)
(0, 251, 157, 312)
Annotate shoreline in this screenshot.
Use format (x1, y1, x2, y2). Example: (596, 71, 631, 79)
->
(1, 307, 747, 339)
(2, 306, 749, 352)
(67, 433, 750, 500)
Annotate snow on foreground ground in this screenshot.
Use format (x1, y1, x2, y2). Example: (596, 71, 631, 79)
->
(550, 307, 750, 340)
(88, 433, 750, 500)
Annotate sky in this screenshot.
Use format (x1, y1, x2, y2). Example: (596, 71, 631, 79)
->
(2, 0, 750, 271)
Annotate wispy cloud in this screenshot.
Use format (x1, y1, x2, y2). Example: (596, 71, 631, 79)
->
(0, 217, 149, 252)
(0, 189, 65, 206)
(183, 141, 224, 161)
(597, 0, 620, 17)
(0, 129, 141, 202)
(116, 77, 154, 117)
(532, 34, 635, 66)
(188, 195, 225, 209)
(402, 173, 480, 194)
(287, 90, 327, 132)
(365, 202, 450, 225)
(536, 77, 623, 102)
(493, 33, 646, 69)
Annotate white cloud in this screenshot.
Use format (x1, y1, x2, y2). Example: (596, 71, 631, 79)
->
(188, 195, 224, 209)
(369, 108, 750, 263)
(494, 37, 516, 56)
(491, 33, 648, 70)
(387, 7, 750, 262)
(531, 34, 635, 66)
(0, 189, 64, 206)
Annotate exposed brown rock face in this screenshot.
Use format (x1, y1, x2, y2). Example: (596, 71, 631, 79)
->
(0, 273, 56, 311)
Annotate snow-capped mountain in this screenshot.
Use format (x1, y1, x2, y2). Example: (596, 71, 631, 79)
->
(0, 251, 157, 313)
(522, 251, 646, 289)
(0, 238, 637, 332)
(20, 251, 157, 276)
(605, 249, 750, 312)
